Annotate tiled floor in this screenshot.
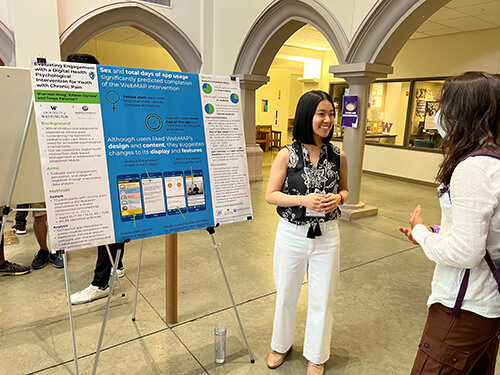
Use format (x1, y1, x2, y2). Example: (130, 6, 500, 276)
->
(2, 152, 496, 374)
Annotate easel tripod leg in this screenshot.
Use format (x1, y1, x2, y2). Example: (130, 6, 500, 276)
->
(105, 246, 125, 297)
(209, 231, 255, 363)
(1, 98, 34, 251)
(0, 215, 6, 243)
(92, 249, 121, 375)
(63, 251, 79, 375)
(132, 239, 144, 321)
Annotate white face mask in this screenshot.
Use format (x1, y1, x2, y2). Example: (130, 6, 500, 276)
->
(433, 110, 446, 137)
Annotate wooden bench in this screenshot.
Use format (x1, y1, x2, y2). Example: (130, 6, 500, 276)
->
(256, 125, 272, 151)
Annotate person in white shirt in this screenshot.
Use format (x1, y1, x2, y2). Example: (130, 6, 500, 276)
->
(399, 71, 500, 375)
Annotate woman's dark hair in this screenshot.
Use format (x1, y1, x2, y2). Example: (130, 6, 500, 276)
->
(437, 71, 500, 184)
(293, 90, 334, 145)
(66, 53, 100, 65)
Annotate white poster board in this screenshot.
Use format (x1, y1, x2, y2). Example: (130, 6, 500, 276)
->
(30, 61, 252, 251)
(0, 67, 44, 206)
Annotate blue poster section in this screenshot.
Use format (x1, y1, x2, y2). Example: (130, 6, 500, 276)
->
(97, 65, 214, 242)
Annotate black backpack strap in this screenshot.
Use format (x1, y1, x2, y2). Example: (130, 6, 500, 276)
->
(484, 252, 500, 291)
(463, 149, 500, 161)
(452, 269, 470, 317)
(451, 149, 500, 316)
(464, 150, 500, 290)
(452, 251, 500, 317)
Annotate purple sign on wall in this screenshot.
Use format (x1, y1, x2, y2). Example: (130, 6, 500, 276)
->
(341, 95, 358, 128)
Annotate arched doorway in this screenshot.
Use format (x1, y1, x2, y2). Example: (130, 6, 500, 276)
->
(60, 2, 201, 73)
(233, 0, 347, 181)
(255, 24, 342, 168)
(77, 25, 180, 71)
(234, 0, 464, 216)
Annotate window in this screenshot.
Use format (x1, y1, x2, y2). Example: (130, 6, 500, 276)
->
(330, 77, 445, 150)
(406, 80, 444, 149)
(366, 81, 410, 146)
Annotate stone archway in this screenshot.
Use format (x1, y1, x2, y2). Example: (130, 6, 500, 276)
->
(329, 0, 452, 216)
(348, 0, 452, 65)
(233, 0, 348, 181)
(234, 0, 347, 76)
(60, 1, 201, 73)
(0, 21, 15, 66)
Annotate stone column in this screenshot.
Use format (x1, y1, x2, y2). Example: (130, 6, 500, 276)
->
(234, 74, 270, 182)
(329, 63, 393, 219)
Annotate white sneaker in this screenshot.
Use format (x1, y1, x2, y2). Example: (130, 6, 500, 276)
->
(110, 267, 125, 278)
(70, 284, 109, 305)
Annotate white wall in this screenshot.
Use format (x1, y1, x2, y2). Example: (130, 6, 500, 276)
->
(79, 39, 180, 71)
(212, 0, 270, 75)
(391, 28, 500, 79)
(288, 73, 302, 118)
(321, 49, 341, 87)
(11, 0, 61, 66)
(200, 0, 214, 74)
(311, 0, 377, 41)
(363, 145, 442, 184)
(0, 0, 380, 74)
(57, 0, 202, 51)
(0, 0, 11, 30)
(256, 67, 294, 131)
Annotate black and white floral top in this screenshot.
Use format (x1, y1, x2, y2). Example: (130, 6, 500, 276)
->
(277, 141, 341, 227)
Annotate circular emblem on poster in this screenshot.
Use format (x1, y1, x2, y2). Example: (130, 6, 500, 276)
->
(230, 93, 239, 104)
(145, 113, 163, 132)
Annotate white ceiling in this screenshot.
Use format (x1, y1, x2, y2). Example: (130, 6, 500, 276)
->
(413, 0, 500, 38)
(91, 0, 500, 54)
(284, 0, 500, 51)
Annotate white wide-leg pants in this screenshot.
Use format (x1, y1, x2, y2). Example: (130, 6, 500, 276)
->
(271, 218, 340, 364)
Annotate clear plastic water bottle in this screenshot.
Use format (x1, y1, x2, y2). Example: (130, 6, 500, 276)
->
(214, 325, 227, 365)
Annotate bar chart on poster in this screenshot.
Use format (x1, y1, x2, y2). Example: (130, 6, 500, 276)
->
(30, 60, 252, 251)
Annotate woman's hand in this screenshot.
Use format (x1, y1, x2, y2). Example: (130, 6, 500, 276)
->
(409, 205, 424, 228)
(303, 193, 341, 213)
(398, 226, 419, 244)
(302, 193, 327, 212)
(319, 193, 340, 213)
(398, 205, 429, 244)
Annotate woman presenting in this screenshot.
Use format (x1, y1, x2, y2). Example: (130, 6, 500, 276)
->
(400, 71, 500, 374)
(266, 90, 348, 375)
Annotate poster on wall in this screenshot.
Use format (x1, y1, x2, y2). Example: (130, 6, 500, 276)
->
(415, 99, 427, 117)
(369, 83, 384, 109)
(424, 100, 439, 131)
(261, 99, 268, 112)
(340, 95, 358, 128)
(30, 60, 252, 251)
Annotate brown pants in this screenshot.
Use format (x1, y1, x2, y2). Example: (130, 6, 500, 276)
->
(411, 303, 500, 375)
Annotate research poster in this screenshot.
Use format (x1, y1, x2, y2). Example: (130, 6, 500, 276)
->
(30, 60, 252, 251)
